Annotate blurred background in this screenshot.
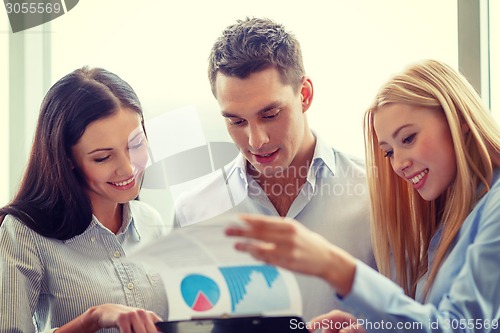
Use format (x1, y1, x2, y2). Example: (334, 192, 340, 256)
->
(1, 0, 498, 223)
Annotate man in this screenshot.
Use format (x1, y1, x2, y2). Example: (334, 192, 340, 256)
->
(174, 17, 375, 321)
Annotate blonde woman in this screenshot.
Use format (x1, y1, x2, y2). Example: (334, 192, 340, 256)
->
(226, 59, 500, 332)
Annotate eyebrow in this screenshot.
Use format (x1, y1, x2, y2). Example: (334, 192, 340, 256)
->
(87, 131, 145, 155)
(87, 147, 112, 155)
(378, 124, 413, 146)
(128, 131, 144, 142)
(221, 102, 282, 118)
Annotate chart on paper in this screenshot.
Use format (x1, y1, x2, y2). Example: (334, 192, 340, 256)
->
(219, 265, 290, 313)
(128, 215, 302, 320)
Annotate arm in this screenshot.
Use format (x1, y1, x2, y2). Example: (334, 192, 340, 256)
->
(0, 216, 44, 333)
(337, 185, 500, 333)
(227, 187, 500, 332)
(1, 216, 163, 333)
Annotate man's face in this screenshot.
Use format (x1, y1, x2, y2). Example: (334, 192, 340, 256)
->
(215, 67, 313, 177)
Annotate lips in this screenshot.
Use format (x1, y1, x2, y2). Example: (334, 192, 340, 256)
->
(409, 169, 428, 185)
(252, 149, 278, 164)
(108, 176, 135, 187)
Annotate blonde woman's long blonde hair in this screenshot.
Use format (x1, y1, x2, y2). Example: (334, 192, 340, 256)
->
(364, 59, 500, 298)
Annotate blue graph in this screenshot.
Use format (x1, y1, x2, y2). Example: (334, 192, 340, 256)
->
(219, 265, 290, 314)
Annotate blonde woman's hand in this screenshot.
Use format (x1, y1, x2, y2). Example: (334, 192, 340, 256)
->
(309, 310, 366, 333)
(225, 213, 356, 295)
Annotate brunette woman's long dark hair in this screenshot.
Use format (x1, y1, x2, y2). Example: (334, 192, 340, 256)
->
(0, 67, 144, 240)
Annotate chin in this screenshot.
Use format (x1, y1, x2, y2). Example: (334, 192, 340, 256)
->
(120, 190, 141, 203)
(417, 190, 439, 202)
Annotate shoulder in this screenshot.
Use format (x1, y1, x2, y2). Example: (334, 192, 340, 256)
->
(479, 168, 500, 206)
(329, 148, 367, 182)
(1, 214, 34, 234)
(333, 149, 366, 169)
(0, 214, 42, 251)
(314, 136, 367, 177)
(314, 136, 365, 170)
(482, 169, 500, 206)
(471, 169, 500, 228)
(129, 200, 164, 226)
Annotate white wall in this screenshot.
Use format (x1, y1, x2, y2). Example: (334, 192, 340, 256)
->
(1, 0, 460, 212)
(48, 0, 459, 158)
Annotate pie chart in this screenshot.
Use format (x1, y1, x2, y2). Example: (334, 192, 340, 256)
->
(180, 274, 220, 311)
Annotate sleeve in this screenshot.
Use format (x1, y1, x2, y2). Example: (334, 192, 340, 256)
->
(340, 187, 500, 333)
(0, 216, 44, 333)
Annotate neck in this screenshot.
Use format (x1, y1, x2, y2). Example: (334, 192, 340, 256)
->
(92, 202, 123, 234)
(250, 132, 316, 216)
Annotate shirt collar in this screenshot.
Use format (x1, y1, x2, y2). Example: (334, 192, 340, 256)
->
(225, 153, 250, 186)
(119, 202, 141, 239)
(311, 133, 336, 176)
(64, 202, 141, 243)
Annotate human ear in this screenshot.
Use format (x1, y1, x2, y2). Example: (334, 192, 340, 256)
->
(300, 76, 314, 112)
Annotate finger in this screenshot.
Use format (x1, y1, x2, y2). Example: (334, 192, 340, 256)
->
(151, 312, 163, 323)
(235, 241, 296, 268)
(311, 310, 343, 323)
(229, 217, 299, 244)
(339, 324, 359, 333)
(239, 214, 297, 231)
(309, 310, 350, 328)
(226, 226, 294, 245)
(136, 310, 163, 333)
(146, 312, 164, 332)
(234, 241, 276, 261)
(225, 226, 247, 236)
(128, 318, 147, 333)
(117, 324, 132, 333)
(130, 325, 147, 333)
(235, 242, 272, 262)
(235, 237, 300, 261)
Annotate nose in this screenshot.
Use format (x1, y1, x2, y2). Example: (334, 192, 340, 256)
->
(115, 151, 135, 177)
(247, 123, 269, 150)
(391, 149, 412, 175)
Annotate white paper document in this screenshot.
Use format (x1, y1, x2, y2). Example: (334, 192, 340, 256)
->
(128, 215, 302, 321)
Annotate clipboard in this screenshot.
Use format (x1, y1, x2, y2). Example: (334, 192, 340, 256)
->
(155, 315, 309, 333)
